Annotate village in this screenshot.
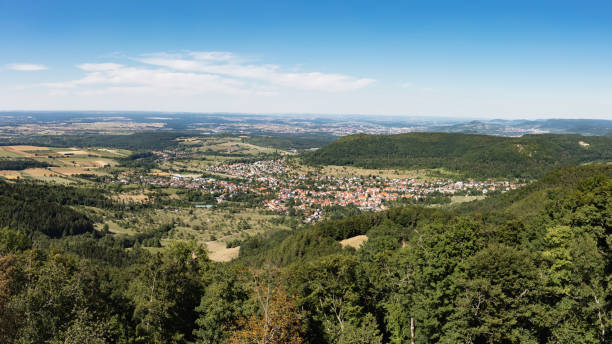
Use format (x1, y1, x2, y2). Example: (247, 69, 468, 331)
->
(122, 157, 525, 222)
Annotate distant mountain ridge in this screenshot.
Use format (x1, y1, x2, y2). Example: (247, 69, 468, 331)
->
(430, 118, 612, 136)
(302, 132, 612, 178)
(1, 112, 610, 137)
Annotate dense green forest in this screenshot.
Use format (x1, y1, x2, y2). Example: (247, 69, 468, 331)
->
(303, 132, 612, 178)
(0, 164, 610, 343)
(0, 158, 53, 170)
(0, 180, 114, 237)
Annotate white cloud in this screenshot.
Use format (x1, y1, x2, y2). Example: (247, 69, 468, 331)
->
(41, 51, 374, 98)
(45, 65, 246, 96)
(188, 51, 236, 61)
(7, 63, 48, 71)
(137, 53, 374, 92)
(77, 63, 124, 71)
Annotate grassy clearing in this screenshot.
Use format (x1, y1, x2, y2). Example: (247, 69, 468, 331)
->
(340, 235, 368, 249)
(204, 241, 240, 262)
(449, 195, 486, 204)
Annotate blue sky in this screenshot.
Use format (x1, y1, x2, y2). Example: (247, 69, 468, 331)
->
(1, 0, 611, 119)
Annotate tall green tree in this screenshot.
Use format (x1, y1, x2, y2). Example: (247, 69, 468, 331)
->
(128, 241, 210, 343)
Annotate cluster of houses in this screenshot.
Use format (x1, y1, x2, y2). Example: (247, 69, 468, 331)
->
(206, 159, 287, 178)
(120, 158, 525, 222)
(204, 159, 525, 221)
(151, 149, 194, 161)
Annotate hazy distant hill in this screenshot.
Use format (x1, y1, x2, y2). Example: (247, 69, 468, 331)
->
(303, 132, 612, 178)
(432, 118, 612, 136)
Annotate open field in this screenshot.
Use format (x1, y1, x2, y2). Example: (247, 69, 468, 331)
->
(449, 195, 486, 204)
(0, 146, 24, 157)
(23, 168, 59, 177)
(205, 241, 240, 262)
(0, 170, 21, 179)
(340, 235, 368, 249)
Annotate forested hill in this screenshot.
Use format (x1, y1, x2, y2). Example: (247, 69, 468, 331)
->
(0, 181, 113, 237)
(302, 132, 612, 178)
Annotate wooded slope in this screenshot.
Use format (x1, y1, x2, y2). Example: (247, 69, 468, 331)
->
(303, 132, 612, 178)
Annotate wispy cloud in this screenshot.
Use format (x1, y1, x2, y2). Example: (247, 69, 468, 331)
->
(138, 52, 374, 92)
(77, 63, 124, 71)
(7, 63, 48, 71)
(45, 64, 247, 96)
(188, 51, 236, 61)
(42, 51, 374, 96)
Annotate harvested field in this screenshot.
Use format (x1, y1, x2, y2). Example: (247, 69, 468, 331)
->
(9, 145, 49, 151)
(0, 147, 24, 157)
(340, 235, 368, 249)
(0, 170, 22, 179)
(23, 168, 59, 177)
(206, 241, 240, 262)
(2, 145, 49, 157)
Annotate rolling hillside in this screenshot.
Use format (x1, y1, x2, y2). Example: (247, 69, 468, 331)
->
(302, 132, 612, 178)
